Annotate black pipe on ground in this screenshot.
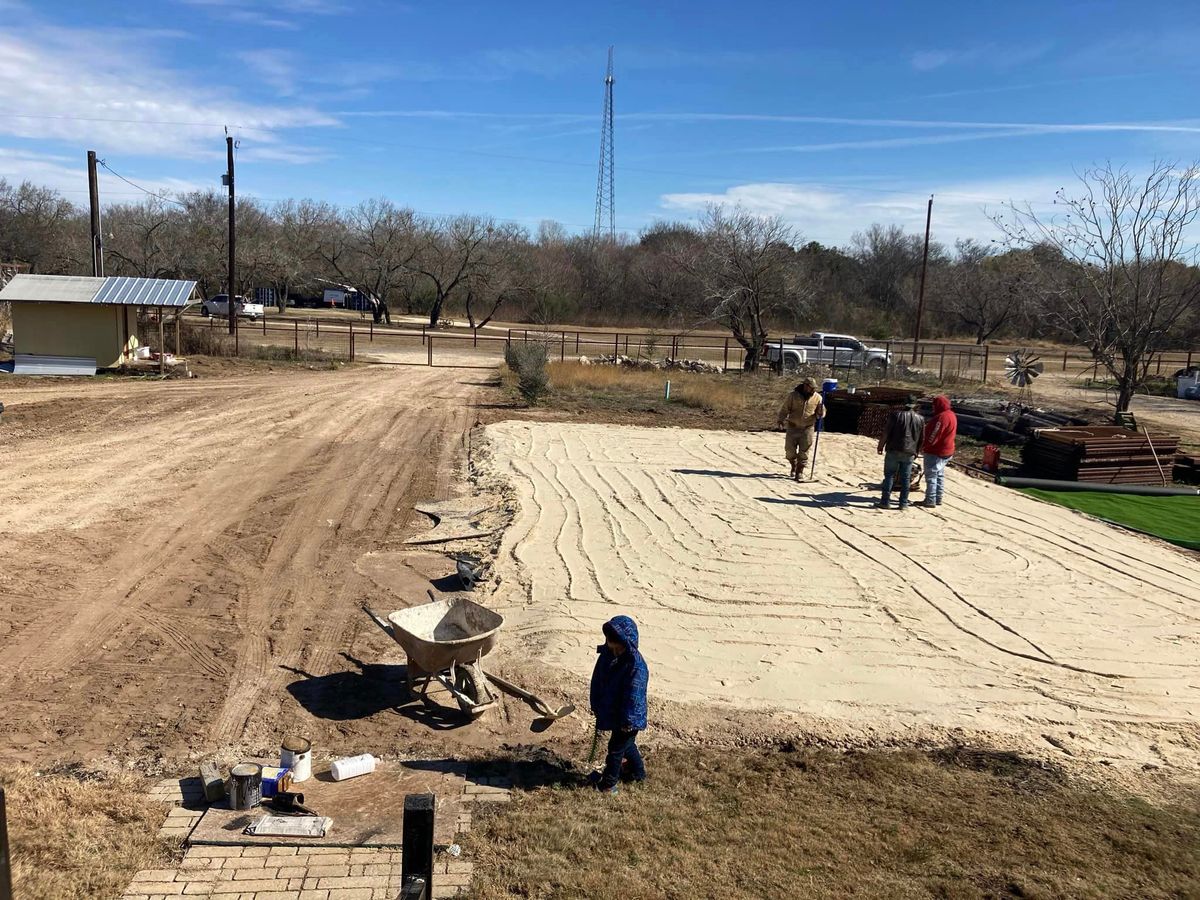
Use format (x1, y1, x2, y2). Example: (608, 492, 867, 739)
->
(997, 476, 1200, 496)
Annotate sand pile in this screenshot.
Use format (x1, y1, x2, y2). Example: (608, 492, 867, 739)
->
(483, 421, 1200, 774)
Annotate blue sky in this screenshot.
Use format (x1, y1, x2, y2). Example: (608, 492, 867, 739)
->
(2, 0, 1199, 246)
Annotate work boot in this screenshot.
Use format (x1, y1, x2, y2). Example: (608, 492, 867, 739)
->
(874, 500, 891, 509)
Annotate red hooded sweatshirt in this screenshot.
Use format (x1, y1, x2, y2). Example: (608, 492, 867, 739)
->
(922, 395, 957, 457)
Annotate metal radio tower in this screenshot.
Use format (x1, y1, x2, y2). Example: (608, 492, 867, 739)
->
(593, 46, 615, 241)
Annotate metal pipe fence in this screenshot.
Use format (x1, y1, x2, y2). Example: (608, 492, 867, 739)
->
(179, 314, 1198, 382)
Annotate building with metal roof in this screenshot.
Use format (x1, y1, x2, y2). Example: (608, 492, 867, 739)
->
(0, 274, 197, 375)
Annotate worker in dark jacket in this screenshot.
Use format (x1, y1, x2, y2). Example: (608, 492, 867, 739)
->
(876, 397, 925, 510)
(921, 395, 957, 508)
(589, 615, 649, 794)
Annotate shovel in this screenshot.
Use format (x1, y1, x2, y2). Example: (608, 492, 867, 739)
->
(486, 672, 576, 720)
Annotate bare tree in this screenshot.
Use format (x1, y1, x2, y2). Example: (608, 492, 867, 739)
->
(933, 239, 1025, 344)
(672, 205, 804, 371)
(851, 223, 927, 311)
(997, 161, 1200, 415)
(413, 214, 493, 327)
(104, 198, 182, 279)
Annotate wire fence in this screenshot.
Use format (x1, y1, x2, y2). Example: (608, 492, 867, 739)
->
(179, 314, 1199, 383)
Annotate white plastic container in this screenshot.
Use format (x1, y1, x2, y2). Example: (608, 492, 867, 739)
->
(330, 753, 376, 781)
(281, 736, 312, 783)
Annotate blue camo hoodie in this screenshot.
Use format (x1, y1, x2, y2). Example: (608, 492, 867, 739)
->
(589, 615, 649, 731)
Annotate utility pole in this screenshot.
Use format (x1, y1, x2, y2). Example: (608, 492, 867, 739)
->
(911, 195, 933, 364)
(87, 150, 104, 277)
(224, 134, 237, 337)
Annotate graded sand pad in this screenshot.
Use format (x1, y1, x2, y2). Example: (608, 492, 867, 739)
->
(483, 421, 1200, 773)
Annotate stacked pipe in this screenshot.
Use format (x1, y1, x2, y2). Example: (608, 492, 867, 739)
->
(1175, 453, 1200, 485)
(1021, 426, 1181, 484)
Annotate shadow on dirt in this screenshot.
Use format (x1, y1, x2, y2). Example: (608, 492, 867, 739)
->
(283, 653, 473, 731)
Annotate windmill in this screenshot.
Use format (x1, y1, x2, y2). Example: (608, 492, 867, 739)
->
(1005, 348, 1044, 403)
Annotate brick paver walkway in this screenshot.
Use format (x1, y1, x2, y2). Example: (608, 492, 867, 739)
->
(123, 770, 511, 899)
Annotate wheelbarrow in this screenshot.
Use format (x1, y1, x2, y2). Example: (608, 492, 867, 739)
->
(363, 596, 504, 717)
(363, 594, 576, 722)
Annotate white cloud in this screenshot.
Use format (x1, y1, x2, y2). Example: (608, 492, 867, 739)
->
(658, 177, 1067, 247)
(910, 41, 1053, 72)
(0, 147, 206, 203)
(0, 27, 339, 162)
(179, 0, 351, 29)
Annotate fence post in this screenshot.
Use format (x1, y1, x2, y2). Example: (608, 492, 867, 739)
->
(350, 322, 355, 361)
(982, 343, 990, 383)
(1063, 349, 1068, 372)
(422, 324, 426, 346)
(723, 338, 729, 372)
(370, 320, 374, 342)
(427, 335, 433, 367)
(885, 340, 892, 376)
(400, 793, 435, 900)
(938, 343, 946, 383)
(575, 331, 580, 353)
(262, 315, 266, 336)
(294, 320, 299, 354)
(175, 313, 182, 356)
(316, 318, 319, 337)
(1156, 353, 1162, 375)
(0, 786, 12, 900)
(614, 332, 619, 357)
(560, 334, 565, 362)
(473, 328, 478, 348)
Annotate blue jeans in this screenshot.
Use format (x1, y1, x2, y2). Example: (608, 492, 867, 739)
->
(600, 729, 645, 789)
(923, 454, 951, 505)
(881, 451, 915, 506)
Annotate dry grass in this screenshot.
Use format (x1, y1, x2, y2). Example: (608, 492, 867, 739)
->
(2, 764, 178, 900)
(464, 747, 1200, 900)
(530, 362, 787, 429)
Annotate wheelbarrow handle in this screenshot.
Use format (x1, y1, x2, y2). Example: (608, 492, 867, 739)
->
(361, 605, 394, 637)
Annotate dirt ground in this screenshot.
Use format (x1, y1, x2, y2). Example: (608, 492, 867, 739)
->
(0, 365, 543, 768)
(479, 421, 1200, 790)
(1027, 370, 1200, 448)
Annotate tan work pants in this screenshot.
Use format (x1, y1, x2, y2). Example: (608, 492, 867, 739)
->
(785, 426, 815, 472)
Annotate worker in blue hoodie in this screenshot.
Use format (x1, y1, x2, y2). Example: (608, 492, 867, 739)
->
(588, 615, 649, 793)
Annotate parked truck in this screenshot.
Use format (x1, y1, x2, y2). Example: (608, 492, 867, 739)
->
(766, 332, 891, 372)
(199, 294, 265, 320)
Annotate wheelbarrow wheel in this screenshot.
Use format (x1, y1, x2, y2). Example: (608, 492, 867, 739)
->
(453, 663, 491, 716)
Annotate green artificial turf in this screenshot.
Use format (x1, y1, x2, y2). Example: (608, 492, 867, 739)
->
(1021, 489, 1200, 551)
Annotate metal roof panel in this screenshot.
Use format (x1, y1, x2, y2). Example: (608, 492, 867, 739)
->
(0, 274, 196, 306)
(0, 274, 105, 303)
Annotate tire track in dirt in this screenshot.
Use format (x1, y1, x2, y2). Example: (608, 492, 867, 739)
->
(0, 366, 484, 762)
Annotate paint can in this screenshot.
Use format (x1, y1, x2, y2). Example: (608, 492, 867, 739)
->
(229, 763, 263, 810)
(281, 736, 312, 783)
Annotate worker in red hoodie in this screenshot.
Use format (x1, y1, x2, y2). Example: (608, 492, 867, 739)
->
(922, 395, 957, 508)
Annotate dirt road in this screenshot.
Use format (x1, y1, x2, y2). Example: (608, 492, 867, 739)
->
(0, 366, 517, 764)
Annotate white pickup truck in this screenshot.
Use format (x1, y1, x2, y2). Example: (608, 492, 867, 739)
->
(199, 294, 265, 320)
(766, 332, 891, 372)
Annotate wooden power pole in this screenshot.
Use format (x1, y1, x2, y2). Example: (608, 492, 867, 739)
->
(911, 195, 933, 364)
(225, 134, 237, 337)
(87, 150, 104, 277)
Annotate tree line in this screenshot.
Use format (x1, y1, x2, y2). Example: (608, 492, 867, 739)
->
(2, 162, 1199, 409)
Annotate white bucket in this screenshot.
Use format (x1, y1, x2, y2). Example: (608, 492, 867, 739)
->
(281, 736, 312, 783)
(331, 753, 376, 781)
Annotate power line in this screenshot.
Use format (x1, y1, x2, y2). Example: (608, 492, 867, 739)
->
(96, 160, 187, 208)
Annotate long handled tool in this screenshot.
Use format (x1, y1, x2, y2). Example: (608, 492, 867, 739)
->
(809, 422, 822, 480)
(486, 672, 576, 720)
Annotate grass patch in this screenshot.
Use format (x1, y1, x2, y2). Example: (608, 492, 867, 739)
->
(1020, 489, 1200, 551)
(532, 361, 787, 429)
(464, 747, 1200, 900)
(2, 764, 178, 900)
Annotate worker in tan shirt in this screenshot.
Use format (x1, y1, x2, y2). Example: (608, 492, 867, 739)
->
(776, 377, 825, 481)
